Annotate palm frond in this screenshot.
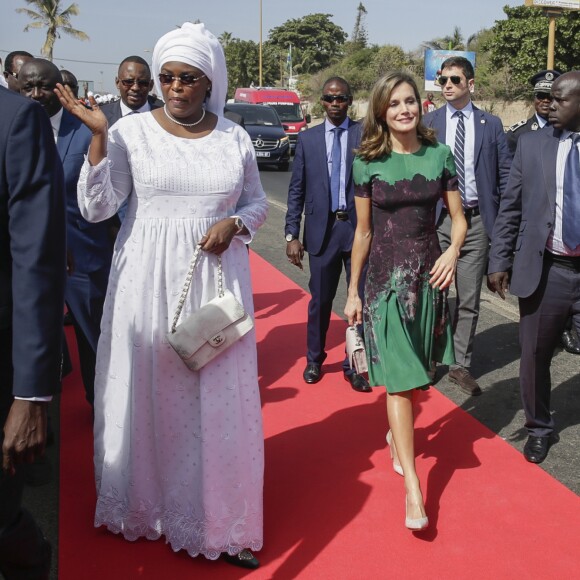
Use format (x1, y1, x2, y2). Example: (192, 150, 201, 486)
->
(23, 22, 46, 31)
(16, 0, 88, 59)
(60, 26, 89, 41)
(15, 8, 44, 20)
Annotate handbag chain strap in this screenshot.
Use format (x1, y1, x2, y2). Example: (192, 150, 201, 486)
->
(169, 244, 224, 334)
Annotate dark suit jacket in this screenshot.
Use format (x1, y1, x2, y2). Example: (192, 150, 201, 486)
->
(285, 119, 362, 256)
(100, 95, 163, 127)
(488, 127, 561, 298)
(0, 88, 66, 397)
(423, 105, 512, 236)
(57, 110, 113, 274)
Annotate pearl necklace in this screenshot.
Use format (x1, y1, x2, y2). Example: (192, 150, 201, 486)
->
(163, 105, 206, 127)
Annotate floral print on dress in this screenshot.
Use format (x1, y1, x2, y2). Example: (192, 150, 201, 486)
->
(353, 143, 458, 371)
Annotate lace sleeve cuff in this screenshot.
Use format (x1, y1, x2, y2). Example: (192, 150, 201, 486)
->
(79, 156, 110, 198)
(77, 156, 119, 221)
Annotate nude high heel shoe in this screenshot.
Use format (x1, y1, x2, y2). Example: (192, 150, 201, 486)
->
(405, 495, 429, 531)
(386, 430, 404, 476)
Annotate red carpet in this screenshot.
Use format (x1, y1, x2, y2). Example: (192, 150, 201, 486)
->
(60, 252, 580, 579)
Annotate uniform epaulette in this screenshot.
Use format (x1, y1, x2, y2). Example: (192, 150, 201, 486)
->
(508, 119, 527, 132)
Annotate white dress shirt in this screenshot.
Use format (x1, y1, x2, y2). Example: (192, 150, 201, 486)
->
(120, 100, 151, 117)
(535, 113, 549, 129)
(50, 107, 64, 143)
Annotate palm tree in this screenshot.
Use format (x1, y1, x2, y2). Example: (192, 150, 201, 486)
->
(16, 0, 89, 61)
(422, 26, 465, 51)
(219, 31, 233, 49)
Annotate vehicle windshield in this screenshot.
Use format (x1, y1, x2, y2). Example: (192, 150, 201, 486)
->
(269, 103, 303, 122)
(238, 107, 279, 126)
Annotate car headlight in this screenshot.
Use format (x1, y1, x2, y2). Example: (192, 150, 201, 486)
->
(279, 136, 289, 144)
(300, 126, 308, 131)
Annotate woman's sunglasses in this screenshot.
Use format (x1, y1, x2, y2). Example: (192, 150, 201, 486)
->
(158, 73, 207, 86)
(437, 75, 462, 86)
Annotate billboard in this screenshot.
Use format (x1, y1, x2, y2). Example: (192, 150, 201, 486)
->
(524, 0, 579, 9)
(424, 50, 476, 92)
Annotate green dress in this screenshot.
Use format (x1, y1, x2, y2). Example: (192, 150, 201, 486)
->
(353, 142, 457, 393)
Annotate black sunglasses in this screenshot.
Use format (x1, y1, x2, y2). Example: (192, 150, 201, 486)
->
(321, 94, 350, 103)
(158, 72, 207, 86)
(535, 92, 552, 101)
(4, 70, 17, 79)
(438, 75, 462, 86)
(119, 78, 151, 88)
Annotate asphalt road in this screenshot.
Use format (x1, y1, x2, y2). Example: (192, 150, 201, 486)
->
(23, 162, 579, 580)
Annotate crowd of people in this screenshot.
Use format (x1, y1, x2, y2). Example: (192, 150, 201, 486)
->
(1, 22, 579, 577)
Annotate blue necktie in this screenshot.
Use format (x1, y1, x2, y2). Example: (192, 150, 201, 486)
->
(330, 127, 344, 212)
(562, 133, 580, 249)
(453, 111, 465, 203)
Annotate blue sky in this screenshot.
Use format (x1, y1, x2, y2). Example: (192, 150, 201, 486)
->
(1, 0, 520, 92)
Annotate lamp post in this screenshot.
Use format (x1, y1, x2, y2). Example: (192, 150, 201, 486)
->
(287, 43, 292, 89)
(259, 0, 263, 87)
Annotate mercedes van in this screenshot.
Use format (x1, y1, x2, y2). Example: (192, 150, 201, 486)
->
(234, 87, 310, 152)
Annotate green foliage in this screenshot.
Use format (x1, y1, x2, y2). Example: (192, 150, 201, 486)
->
(267, 13, 347, 74)
(223, 39, 259, 95)
(306, 44, 413, 95)
(16, 0, 88, 61)
(218, 31, 233, 49)
(349, 2, 368, 52)
(332, 46, 379, 92)
(373, 45, 409, 76)
(484, 6, 580, 94)
(422, 26, 466, 51)
(222, 39, 279, 97)
(224, 6, 580, 108)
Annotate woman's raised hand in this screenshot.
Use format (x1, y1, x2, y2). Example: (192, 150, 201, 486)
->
(54, 83, 108, 136)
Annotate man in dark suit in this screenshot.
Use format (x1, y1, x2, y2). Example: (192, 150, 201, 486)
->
(506, 69, 580, 356)
(100, 55, 163, 126)
(100, 55, 162, 222)
(19, 59, 114, 408)
(0, 86, 66, 578)
(488, 71, 580, 464)
(424, 56, 512, 396)
(285, 77, 371, 393)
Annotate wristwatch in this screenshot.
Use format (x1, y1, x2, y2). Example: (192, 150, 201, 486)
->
(232, 216, 244, 234)
(285, 233, 295, 242)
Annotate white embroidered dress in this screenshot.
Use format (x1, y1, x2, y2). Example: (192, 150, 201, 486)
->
(77, 113, 267, 559)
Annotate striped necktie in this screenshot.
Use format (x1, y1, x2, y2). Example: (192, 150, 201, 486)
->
(453, 111, 465, 203)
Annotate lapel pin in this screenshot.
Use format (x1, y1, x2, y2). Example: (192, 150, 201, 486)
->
(481, 119, 486, 124)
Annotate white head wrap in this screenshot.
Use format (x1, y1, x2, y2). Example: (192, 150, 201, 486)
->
(152, 22, 227, 117)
